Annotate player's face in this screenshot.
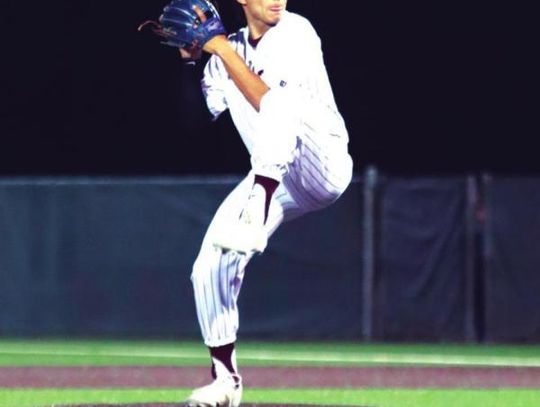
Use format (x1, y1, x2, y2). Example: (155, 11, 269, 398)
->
(238, 0, 287, 28)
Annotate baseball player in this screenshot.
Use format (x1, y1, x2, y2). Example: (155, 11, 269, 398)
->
(141, 1, 353, 405)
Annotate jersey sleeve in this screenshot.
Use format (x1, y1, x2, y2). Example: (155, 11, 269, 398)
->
(201, 54, 228, 120)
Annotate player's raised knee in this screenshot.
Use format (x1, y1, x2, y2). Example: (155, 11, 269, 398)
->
(325, 156, 353, 202)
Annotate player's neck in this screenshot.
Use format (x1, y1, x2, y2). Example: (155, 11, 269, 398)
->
(246, 19, 272, 44)
(248, 35, 263, 48)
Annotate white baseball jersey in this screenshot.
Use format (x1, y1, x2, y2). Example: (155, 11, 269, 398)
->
(191, 11, 353, 349)
(202, 11, 349, 180)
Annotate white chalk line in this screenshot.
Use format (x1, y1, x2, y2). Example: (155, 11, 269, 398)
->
(1, 346, 540, 367)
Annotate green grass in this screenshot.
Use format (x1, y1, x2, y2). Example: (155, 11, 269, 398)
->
(0, 389, 539, 407)
(1, 340, 540, 406)
(1, 339, 540, 367)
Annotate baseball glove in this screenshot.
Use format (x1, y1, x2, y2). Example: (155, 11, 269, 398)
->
(138, 0, 226, 49)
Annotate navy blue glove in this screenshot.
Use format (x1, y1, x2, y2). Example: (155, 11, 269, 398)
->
(138, 0, 226, 49)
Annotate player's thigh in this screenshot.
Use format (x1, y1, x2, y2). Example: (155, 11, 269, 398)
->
(288, 133, 353, 210)
(264, 181, 307, 237)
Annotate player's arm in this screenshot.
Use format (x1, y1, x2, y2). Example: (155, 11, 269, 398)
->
(182, 35, 269, 112)
(178, 6, 269, 112)
(203, 36, 269, 112)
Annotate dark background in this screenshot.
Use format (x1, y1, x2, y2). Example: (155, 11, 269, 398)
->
(1, 1, 536, 176)
(2, 1, 540, 343)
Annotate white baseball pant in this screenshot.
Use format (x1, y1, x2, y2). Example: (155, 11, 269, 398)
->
(191, 89, 353, 347)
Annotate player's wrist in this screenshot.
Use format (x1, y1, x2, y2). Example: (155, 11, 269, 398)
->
(203, 35, 230, 55)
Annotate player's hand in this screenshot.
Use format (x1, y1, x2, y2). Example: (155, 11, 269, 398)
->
(179, 45, 203, 61)
(178, 5, 227, 60)
(194, 5, 228, 54)
(139, 0, 227, 60)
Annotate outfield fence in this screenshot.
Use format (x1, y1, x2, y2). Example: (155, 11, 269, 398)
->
(1, 171, 539, 342)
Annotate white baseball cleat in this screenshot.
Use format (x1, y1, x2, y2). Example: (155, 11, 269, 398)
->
(213, 185, 268, 254)
(185, 373, 243, 407)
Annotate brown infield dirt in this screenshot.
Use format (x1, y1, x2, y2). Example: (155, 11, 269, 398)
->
(2, 366, 539, 407)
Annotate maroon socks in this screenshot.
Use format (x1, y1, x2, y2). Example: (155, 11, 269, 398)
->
(254, 174, 279, 223)
(209, 343, 236, 378)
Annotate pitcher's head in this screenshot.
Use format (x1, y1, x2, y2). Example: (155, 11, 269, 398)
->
(235, 0, 287, 29)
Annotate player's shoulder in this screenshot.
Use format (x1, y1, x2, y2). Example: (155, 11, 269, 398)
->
(280, 11, 318, 36)
(282, 11, 313, 27)
(276, 11, 321, 52)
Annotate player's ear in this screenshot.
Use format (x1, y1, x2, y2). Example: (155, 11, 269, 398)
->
(235, 0, 247, 6)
